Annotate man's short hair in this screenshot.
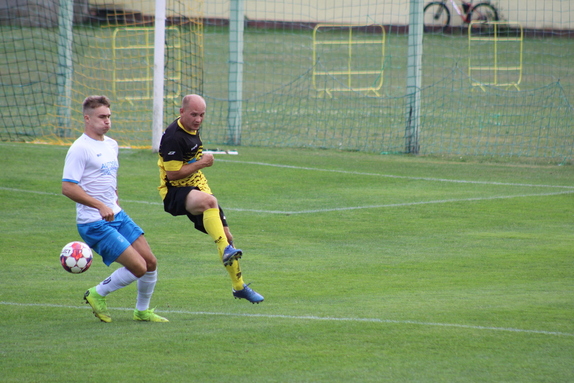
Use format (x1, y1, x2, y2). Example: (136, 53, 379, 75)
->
(82, 95, 111, 114)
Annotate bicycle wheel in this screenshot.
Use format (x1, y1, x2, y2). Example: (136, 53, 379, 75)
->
(469, 3, 499, 25)
(423, 2, 450, 34)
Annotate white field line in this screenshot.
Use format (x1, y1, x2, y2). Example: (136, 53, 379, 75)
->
(1, 186, 573, 215)
(218, 159, 574, 189)
(226, 191, 574, 214)
(1, 301, 572, 337)
(3, 161, 574, 214)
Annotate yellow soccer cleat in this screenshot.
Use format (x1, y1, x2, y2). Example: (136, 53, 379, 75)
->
(133, 308, 169, 322)
(84, 287, 112, 323)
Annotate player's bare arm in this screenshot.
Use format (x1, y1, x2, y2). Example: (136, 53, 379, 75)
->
(165, 152, 214, 181)
(62, 181, 115, 221)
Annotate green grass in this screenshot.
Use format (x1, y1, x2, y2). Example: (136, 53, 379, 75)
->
(1, 142, 573, 382)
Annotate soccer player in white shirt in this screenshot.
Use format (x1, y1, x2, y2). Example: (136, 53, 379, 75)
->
(62, 95, 168, 323)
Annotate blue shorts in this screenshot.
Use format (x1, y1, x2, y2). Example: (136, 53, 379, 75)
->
(77, 210, 144, 266)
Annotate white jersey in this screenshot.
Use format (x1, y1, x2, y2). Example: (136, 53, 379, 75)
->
(62, 134, 122, 224)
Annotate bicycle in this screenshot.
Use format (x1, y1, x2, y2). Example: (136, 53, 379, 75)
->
(423, 0, 499, 34)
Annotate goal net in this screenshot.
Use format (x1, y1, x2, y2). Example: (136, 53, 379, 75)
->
(0, 0, 203, 148)
(1, 0, 573, 161)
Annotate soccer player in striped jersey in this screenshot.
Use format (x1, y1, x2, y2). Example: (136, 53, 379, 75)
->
(158, 94, 263, 304)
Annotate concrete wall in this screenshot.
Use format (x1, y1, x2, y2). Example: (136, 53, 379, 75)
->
(0, 0, 90, 27)
(0, 0, 58, 27)
(502, 0, 573, 30)
(5, 0, 572, 29)
(89, 0, 573, 30)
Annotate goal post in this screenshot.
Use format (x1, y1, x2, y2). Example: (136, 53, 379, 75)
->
(151, 0, 166, 152)
(405, 0, 423, 154)
(227, 0, 245, 146)
(56, 0, 73, 137)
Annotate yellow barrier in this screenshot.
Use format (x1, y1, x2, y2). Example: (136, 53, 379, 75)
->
(112, 26, 182, 103)
(313, 24, 385, 97)
(468, 21, 523, 90)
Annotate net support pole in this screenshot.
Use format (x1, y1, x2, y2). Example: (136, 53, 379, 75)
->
(227, 0, 245, 145)
(405, 0, 423, 154)
(151, 0, 167, 152)
(56, 0, 74, 137)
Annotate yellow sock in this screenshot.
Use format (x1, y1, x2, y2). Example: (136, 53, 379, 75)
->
(203, 208, 244, 289)
(203, 208, 229, 258)
(226, 261, 245, 290)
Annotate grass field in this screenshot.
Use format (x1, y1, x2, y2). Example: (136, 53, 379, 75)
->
(1, 142, 573, 382)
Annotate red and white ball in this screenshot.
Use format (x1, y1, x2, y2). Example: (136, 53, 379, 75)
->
(60, 241, 93, 274)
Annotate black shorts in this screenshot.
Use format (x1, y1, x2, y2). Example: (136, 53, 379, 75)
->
(163, 186, 228, 234)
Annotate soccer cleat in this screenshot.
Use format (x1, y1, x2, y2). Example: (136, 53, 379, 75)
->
(133, 308, 169, 322)
(222, 245, 242, 266)
(233, 283, 264, 304)
(84, 287, 111, 323)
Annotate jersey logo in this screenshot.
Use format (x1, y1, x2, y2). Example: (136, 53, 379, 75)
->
(190, 144, 198, 151)
(100, 160, 119, 176)
(168, 151, 176, 155)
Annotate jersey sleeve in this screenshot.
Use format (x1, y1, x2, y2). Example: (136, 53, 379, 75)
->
(159, 133, 186, 172)
(107, 136, 119, 157)
(62, 144, 86, 184)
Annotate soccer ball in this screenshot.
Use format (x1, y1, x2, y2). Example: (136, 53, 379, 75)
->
(60, 241, 93, 274)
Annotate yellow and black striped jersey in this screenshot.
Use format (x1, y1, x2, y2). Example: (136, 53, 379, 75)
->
(157, 118, 212, 200)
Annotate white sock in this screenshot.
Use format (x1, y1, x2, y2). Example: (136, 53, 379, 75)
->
(95, 267, 138, 296)
(136, 270, 157, 311)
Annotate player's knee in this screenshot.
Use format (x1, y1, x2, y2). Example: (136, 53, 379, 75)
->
(130, 264, 147, 278)
(133, 258, 149, 277)
(201, 194, 219, 210)
(146, 255, 158, 272)
(186, 191, 218, 213)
